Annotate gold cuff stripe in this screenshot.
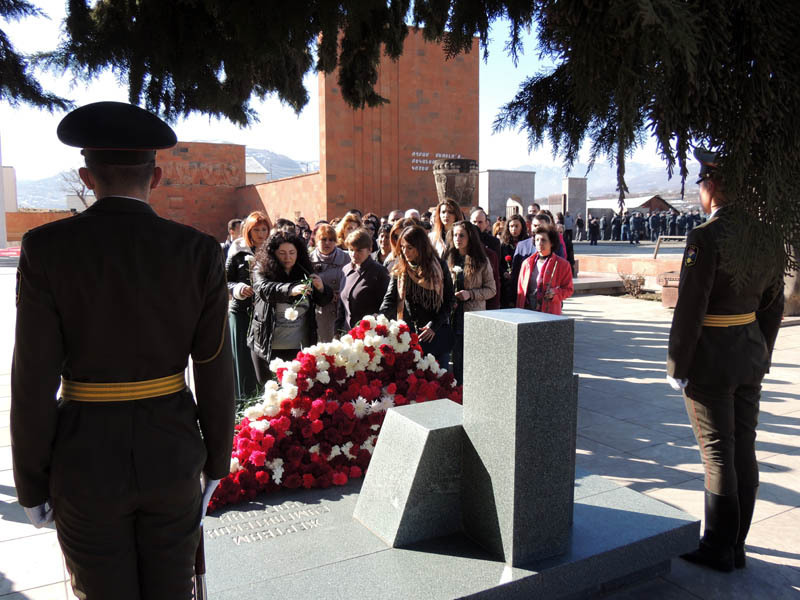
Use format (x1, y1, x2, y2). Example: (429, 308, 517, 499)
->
(61, 371, 186, 402)
(702, 312, 756, 327)
(193, 316, 228, 365)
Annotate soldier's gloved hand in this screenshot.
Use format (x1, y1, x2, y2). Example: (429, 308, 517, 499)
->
(23, 501, 54, 528)
(199, 473, 221, 527)
(666, 375, 688, 391)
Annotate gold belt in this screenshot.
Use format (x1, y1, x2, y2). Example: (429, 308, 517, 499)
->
(61, 371, 187, 402)
(702, 312, 756, 327)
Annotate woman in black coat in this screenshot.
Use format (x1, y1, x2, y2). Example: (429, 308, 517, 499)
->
(248, 231, 333, 384)
(499, 214, 529, 308)
(380, 225, 454, 367)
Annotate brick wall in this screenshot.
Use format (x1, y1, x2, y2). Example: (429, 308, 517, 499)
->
(320, 28, 479, 219)
(152, 142, 245, 240)
(236, 172, 326, 225)
(6, 211, 74, 242)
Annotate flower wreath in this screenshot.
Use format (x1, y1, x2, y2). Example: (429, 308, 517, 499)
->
(210, 315, 462, 511)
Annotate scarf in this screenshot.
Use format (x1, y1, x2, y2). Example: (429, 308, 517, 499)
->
(397, 259, 444, 321)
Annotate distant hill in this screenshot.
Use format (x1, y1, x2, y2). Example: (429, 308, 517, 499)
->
(514, 160, 700, 200)
(14, 148, 319, 209)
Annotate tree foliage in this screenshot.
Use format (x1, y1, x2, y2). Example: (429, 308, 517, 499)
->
(0, 0, 70, 109)
(4, 0, 799, 278)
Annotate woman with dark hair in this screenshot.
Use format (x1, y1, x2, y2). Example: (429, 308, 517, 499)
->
(384, 217, 415, 269)
(516, 226, 573, 315)
(500, 214, 529, 308)
(226, 211, 269, 399)
(429, 198, 463, 257)
(380, 225, 455, 367)
(372, 223, 393, 265)
(443, 221, 496, 384)
(310, 223, 349, 343)
(249, 231, 333, 384)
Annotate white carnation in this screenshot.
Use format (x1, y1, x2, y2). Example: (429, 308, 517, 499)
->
(328, 445, 341, 461)
(282, 371, 297, 385)
(342, 441, 355, 459)
(284, 307, 299, 321)
(269, 357, 287, 373)
(351, 396, 370, 419)
(249, 419, 269, 432)
(316, 370, 331, 384)
(309, 444, 320, 455)
(230, 457, 241, 473)
(291, 407, 305, 418)
(244, 405, 265, 420)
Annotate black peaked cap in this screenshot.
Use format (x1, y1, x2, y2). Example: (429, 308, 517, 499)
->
(57, 101, 177, 161)
(694, 147, 719, 184)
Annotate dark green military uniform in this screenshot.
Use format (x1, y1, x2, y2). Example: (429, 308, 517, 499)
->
(667, 197, 783, 570)
(11, 103, 235, 599)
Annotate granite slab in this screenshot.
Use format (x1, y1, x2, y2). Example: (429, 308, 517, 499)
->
(203, 472, 699, 600)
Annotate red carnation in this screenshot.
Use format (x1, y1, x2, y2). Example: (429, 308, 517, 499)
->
(375, 325, 388, 336)
(309, 399, 326, 420)
(359, 319, 371, 330)
(332, 471, 348, 486)
(280, 399, 293, 413)
(340, 403, 355, 419)
(286, 445, 305, 464)
(325, 400, 339, 415)
(505, 255, 512, 262)
(255, 470, 271, 485)
(284, 473, 302, 489)
(349, 466, 363, 479)
(386, 383, 397, 395)
(311, 419, 324, 434)
(249, 450, 266, 467)
(301, 424, 313, 438)
(261, 434, 275, 452)
(302, 474, 315, 489)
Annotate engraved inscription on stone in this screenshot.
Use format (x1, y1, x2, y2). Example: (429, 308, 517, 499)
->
(206, 501, 333, 545)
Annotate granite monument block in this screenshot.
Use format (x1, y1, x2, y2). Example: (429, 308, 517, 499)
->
(461, 309, 578, 566)
(353, 399, 463, 546)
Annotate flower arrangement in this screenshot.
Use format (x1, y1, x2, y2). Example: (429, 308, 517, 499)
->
(209, 315, 462, 511)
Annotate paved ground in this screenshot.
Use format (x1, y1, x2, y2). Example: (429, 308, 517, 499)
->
(0, 262, 798, 599)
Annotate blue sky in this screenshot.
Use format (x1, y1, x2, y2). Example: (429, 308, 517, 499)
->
(0, 2, 663, 180)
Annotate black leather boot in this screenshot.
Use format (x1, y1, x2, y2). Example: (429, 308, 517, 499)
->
(681, 490, 739, 572)
(735, 486, 758, 569)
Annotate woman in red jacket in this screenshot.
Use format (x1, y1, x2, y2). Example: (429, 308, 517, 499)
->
(516, 226, 574, 315)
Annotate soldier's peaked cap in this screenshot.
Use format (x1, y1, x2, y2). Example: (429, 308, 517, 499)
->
(694, 147, 719, 184)
(57, 101, 177, 165)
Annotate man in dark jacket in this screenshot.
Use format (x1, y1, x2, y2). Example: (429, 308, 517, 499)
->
(470, 209, 502, 309)
(11, 102, 235, 600)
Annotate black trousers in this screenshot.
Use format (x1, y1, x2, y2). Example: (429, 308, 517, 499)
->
(683, 380, 761, 496)
(53, 478, 201, 600)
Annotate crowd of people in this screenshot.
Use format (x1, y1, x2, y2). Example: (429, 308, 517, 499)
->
(579, 209, 706, 245)
(222, 201, 575, 399)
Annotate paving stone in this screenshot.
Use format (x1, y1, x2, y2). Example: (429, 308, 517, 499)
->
(0, 532, 66, 595)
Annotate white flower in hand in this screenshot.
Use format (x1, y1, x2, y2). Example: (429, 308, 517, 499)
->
(451, 266, 463, 274)
(244, 255, 256, 265)
(284, 307, 299, 321)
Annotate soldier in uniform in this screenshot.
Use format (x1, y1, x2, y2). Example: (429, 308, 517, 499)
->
(11, 102, 235, 599)
(667, 147, 784, 572)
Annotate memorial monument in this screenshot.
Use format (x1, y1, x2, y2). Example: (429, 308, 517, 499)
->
(203, 310, 698, 599)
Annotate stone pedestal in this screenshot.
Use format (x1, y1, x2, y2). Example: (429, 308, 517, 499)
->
(353, 400, 463, 546)
(461, 309, 578, 566)
(433, 158, 478, 209)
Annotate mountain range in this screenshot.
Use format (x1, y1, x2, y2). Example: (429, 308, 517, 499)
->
(13, 149, 696, 210)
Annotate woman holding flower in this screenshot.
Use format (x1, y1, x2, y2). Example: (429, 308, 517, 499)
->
(500, 214, 529, 308)
(516, 226, 573, 315)
(380, 225, 455, 368)
(310, 223, 350, 342)
(249, 231, 333, 385)
(226, 211, 270, 399)
(443, 221, 496, 384)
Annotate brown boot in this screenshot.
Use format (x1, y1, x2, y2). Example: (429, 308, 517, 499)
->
(681, 490, 738, 572)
